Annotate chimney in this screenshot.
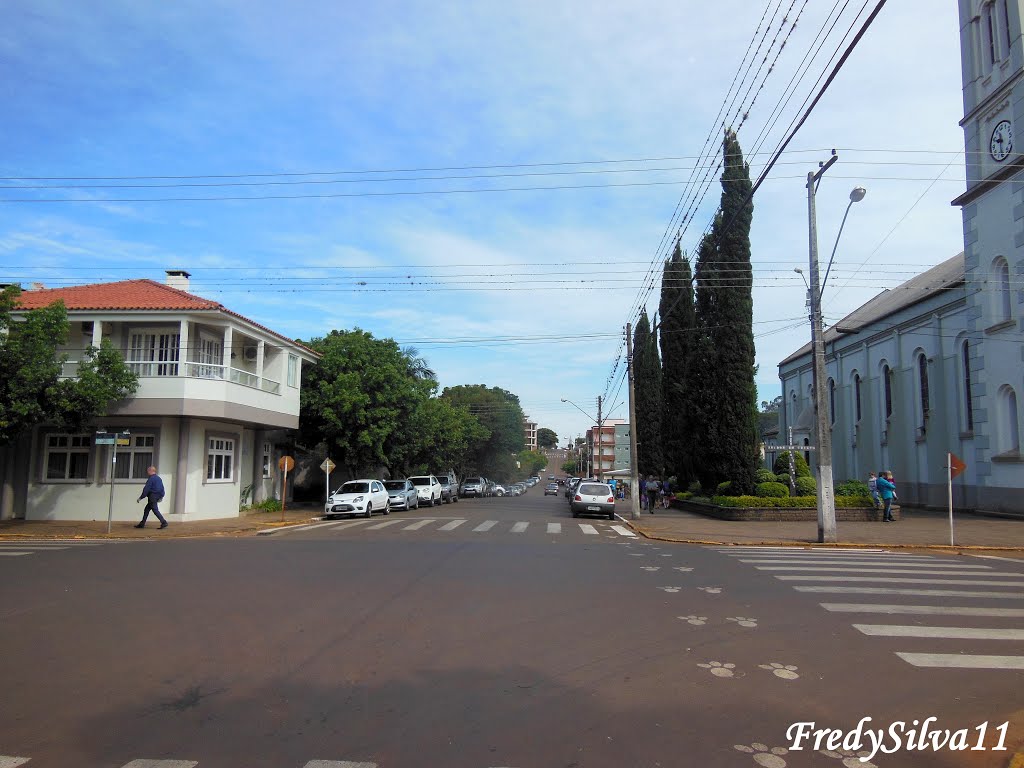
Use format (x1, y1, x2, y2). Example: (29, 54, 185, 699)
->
(165, 269, 191, 292)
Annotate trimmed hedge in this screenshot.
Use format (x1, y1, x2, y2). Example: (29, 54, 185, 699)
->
(775, 473, 792, 485)
(716, 480, 739, 496)
(755, 468, 777, 484)
(773, 450, 811, 477)
(836, 479, 871, 497)
(794, 476, 817, 495)
(755, 481, 790, 498)
(707, 494, 874, 508)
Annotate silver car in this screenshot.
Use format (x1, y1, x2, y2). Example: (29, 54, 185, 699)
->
(570, 482, 616, 520)
(384, 479, 418, 511)
(325, 479, 390, 519)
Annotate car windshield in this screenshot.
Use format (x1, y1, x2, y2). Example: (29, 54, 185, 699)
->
(464, 478, 481, 484)
(339, 482, 369, 494)
(410, 477, 431, 486)
(384, 481, 406, 491)
(579, 484, 611, 496)
(547, 483, 558, 489)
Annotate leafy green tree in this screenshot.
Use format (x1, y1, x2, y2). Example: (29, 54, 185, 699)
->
(659, 240, 696, 483)
(518, 449, 548, 476)
(405, 396, 487, 476)
(1, 288, 138, 445)
(633, 310, 664, 476)
(441, 385, 525, 477)
(536, 427, 558, 449)
(561, 459, 577, 475)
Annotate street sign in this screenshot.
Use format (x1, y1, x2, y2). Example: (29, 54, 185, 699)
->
(774, 445, 816, 451)
(319, 458, 336, 473)
(95, 432, 117, 445)
(278, 455, 295, 472)
(949, 452, 967, 479)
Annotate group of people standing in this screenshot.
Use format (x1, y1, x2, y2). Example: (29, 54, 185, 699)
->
(639, 476, 671, 513)
(868, 471, 898, 523)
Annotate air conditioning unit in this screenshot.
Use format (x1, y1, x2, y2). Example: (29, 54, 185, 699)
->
(243, 346, 259, 362)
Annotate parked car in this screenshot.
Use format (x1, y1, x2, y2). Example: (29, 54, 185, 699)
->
(544, 482, 559, 496)
(383, 479, 418, 511)
(570, 481, 616, 520)
(484, 480, 499, 497)
(564, 477, 581, 499)
(325, 479, 390, 519)
(460, 477, 487, 498)
(409, 475, 443, 506)
(493, 484, 507, 497)
(434, 473, 458, 503)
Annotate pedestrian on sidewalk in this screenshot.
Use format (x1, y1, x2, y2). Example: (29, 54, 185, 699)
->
(136, 466, 168, 529)
(868, 472, 880, 509)
(639, 477, 647, 510)
(661, 478, 671, 509)
(876, 471, 896, 523)
(647, 476, 659, 514)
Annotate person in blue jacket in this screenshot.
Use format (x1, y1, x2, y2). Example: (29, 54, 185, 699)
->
(135, 466, 168, 529)
(876, 471, 896, 523)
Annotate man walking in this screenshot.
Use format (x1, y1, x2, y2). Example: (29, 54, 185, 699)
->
(876, 471, 896, 523)
(136, 466, 168, 529)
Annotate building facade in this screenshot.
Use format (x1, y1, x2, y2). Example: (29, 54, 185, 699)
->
(0, 272, 318, 522)
(523, 418, 538, 452)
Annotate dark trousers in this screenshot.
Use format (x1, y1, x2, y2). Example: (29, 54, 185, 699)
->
(883, 498, 893, 521)
(141, 493, 167, 525)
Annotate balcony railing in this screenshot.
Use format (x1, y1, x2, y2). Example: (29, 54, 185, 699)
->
(62, 360, 281, 394)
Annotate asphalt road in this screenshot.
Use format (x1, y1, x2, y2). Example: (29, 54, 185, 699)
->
(1, 490, 1022, 768)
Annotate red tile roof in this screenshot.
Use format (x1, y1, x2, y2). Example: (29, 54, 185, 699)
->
(15, 279, 318, 358)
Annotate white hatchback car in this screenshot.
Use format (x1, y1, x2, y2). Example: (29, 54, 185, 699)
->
(325, 479, 390, 519)
(570, 482, 616, 520)
(408, 475, 442, 507)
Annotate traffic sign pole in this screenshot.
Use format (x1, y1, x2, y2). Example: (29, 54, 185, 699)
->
(320, 457, 336, 507)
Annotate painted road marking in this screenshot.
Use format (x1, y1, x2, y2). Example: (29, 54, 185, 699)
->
(896, 653, 1024, 669)
(0, 757, 31, 767)
(0, 546, 70, 551)
(121, 761, 199, 768)
(579, 524, 598, 535)
(365, 519, 404, 530)
(715, 546, 890, 552)
(0, 552, 32, 557)
(303, 762, 378, 768)
(547, 523, 561, 534)
(511, 522, 529, 533)
(473, 520, 498, 532)
(794, 586, 1024, 599)
(854, 624, 1024, 640)
(438, 519, 467, 531)
(611, 525, 636, 537)
(403, 519, 436, 530)
(821, 603, 1024, 617)
(738, 556, 939, 564)
(752, 563, 994, 571)
(321, 520, 374, 531)
(777, 575, 1024, 587)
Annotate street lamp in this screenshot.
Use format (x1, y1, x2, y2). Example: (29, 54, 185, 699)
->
(561, 396, 603, 480)
(806, 151, 865, 543)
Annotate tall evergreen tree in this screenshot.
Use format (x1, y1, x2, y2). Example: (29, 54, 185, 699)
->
(659, 240, 696, 483)
(633, 311, 664, 477)
(690, 233, 719, 489)
(695, 129, 760, 493)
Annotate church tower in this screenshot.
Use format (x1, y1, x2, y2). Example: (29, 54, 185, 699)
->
(954, 1, 1024, 511)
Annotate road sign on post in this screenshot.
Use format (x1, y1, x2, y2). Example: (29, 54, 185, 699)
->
(98, 430, 130, 533)
(320, 458, 336, 506)
(278, 455, 295, 521)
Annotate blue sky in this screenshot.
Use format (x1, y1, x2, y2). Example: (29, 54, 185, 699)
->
(1, 1, 967, 446)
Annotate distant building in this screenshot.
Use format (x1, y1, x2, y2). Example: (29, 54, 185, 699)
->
(585, 419, 628, 477)
(523, 417, 538, 452)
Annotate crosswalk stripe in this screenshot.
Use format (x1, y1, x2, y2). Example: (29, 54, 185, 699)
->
(739, 558, 953, 566)
(403, 519, 436, 530)
(610, 525, 636, 537)
(547, 523, 561, 534)
(579, 524, 599, 535)
(121, 761, 198, 768)
(755, 566, 998, 573)
(365, 519, 403, 530)
(853, 624, 1024, 640)
(303, 761, 378, 768)
(322, 520, 374, 531)
(0, 757, 30, 767)
(0, 546, 71, 551)
(438, 520, 467, 531)
(473, 520, 498, 532)
(795, 586, 1024, 598)
(511, 522, 529, 533)
(777, 575, 1024, 587)
(0, 552, 31, 557)
(821, 603, 1024, 617)
(896, 653, 1024, 669)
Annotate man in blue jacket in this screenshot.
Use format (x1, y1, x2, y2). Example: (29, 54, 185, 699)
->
(876, 471, 896, 523)
(135, 466, 168, 529)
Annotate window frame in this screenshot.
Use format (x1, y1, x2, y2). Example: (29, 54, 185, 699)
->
(961, 340, 975, 433)
(127, 327, 180, 377)
(205, 433, 238, 484)
(110, 432, 157, 482)
(42, 433, 93, 483)
(917, 352, 930, 428)
(853, 373, 862, 424)
(287, 354, 299, 388)
(997, 385, 1020, 454)
(262, 441, 273, 479)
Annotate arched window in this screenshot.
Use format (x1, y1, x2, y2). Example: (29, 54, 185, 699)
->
(828, 378, 836, 425)
(853, 373, 862, 423)
(962, 341, 974, 432)
(917, 353, 930, 425)
(995, 257, 1011, 321)
(882, 364, 893, 419)
(998, 386, 1020, 454)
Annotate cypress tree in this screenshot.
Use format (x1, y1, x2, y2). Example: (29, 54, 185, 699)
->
(658, 240, 696, 483)
(633, 311, 664, 477)
(690, 232, 720, 490)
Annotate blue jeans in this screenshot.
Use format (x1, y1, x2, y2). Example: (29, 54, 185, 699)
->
(140, 493, 167, 525)
(883, 498, 893, 521)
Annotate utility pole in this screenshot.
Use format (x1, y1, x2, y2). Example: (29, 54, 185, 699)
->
(807, 153, 838, 543)
(596, 395, 603, 481)
(626, 323, 640, 520)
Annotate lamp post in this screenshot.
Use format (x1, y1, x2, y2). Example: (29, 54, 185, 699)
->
(806, 152, 865, 543)
(561, 396, 603, 480)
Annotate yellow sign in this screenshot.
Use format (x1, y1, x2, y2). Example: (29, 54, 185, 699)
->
(320, 458, 336, 473)
(278, 455, 295, 472)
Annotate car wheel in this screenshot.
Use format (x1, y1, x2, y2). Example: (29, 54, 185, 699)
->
(572, 510, 580, 518)
(608, 512, 615, 521)
(453, 494, 458, 503)
(365, 503, 372, 518)
(413, 497, 419, 510)
(384, 501, 390, 516)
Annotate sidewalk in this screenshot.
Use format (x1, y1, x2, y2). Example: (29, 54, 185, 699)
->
(620, 500, 1024, 554)
(0, 504, 323, 540)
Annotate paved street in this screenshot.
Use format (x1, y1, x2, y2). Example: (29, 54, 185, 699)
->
(2, 492, 1022, 767)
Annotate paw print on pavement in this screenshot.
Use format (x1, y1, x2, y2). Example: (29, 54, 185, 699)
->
(759, 662, 799, 680)
(697, 661, 736, 677)
(697, 586, 723, 594)
(659, 553, 673, 557)
(659, 586, 682, 593)
(678, 615, 707, 625)
(727, 616, 758, 628)
(820, 748, 878, 768)
(628, 553, 646, 557)
(673, 566, 694, 572)
(735, 743, 789, 768)
(640, 566, 660, 571)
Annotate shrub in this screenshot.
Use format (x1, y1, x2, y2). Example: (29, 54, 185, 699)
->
(687, 481, 702, 493)
(836, 479, 870, 497)
(716, 480, 744, 496)
(795, 476, 817, 495)
(755, 468, 777, 484)
(710, 494, 875, 508)
(773, 450, 811, 478)
(755, 481, 790, 498)
(674, 491, 693, 500)
(248, 498, 283, 512)
(775, 473, 793, 485)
